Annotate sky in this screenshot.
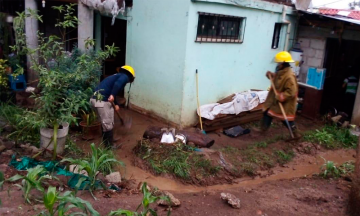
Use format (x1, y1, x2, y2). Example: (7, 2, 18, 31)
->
(311, 0, 355, 9)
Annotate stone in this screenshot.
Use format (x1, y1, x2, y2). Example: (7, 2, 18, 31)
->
(310, 39, 326, 50)
(0, 144, 6, 153)
(307, 58, 322, 68)
(105, 171, 122, 183)
(3, 125, 15, 132)
(29, 146, 40, 153)
(298, 38, 310, 48)
(69, 164, 88, 176)
(220, 192, 241, 209)
(2, 150, 14, 156)
(157, 191, 181, 207)
(315, 50, 324, 59)
(303, 48, 315, 58)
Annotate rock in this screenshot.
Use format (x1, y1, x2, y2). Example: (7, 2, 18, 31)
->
(69, 164, 88, 176)
(220, 193, 241, 209)
(0, 144, 6, 153)
(3, 125, 15, 132)
(157, 191, 181, 207)
(2, 150, 14, 156)
(105, 172, 122, 183)
(29, 146, 40, 153)
(138, 182, 151, 191)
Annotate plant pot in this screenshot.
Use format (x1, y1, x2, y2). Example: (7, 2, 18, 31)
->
(40, 122, 69, 155)
(80, 121, 101, 140)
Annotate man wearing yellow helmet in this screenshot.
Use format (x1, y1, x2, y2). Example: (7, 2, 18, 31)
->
(90, 65, 135, 148)
(260, 51, 301, 138)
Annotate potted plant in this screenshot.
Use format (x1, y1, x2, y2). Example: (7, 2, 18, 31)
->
(80, 109, 101, 140)
(12, 5, 119, 159)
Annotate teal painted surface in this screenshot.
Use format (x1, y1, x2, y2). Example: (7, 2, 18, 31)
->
(180, 1, 298, 126)
(108, 0, 298, 126)
(125, 0, 191, 124)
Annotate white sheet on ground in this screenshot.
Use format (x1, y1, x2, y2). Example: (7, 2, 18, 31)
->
(198, 90, 268, 120)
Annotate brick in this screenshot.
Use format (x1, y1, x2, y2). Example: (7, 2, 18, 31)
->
(315, 50, 324, 59)
(298, 38, 310, 48)
(310, 39, 326, 50)
(303, 48, 315, 58)
(307, 58, 322, 68)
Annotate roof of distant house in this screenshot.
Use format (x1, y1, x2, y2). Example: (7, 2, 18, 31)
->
(318, 8, 360, 20)
(301, 8, 360, 25)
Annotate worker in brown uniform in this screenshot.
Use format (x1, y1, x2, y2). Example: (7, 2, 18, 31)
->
(259, 51, 301, 139)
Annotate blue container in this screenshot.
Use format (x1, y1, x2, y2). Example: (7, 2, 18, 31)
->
(306, 68, 326, 90)
(8, 74, 26, 91)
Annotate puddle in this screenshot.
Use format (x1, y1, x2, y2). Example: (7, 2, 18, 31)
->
(121, 148, 355, 193)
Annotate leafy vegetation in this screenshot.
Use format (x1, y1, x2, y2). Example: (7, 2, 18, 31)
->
(339, 161, 355, 175)
(7, 165, 52, 204)
(62, 143, 124, 199)
(37, 186, 100, 216)
(304, 124, 357, 149)
(134, 140, 220, 180)
(320, 160, 341, 179)
(0, 103, 40, 145)
(11, 5, 119, 159)
(109, 182, 170, 216)
(275, 150, 295, 165)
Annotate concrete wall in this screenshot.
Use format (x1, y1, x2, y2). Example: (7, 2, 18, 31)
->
(124, 0, 191, 124)
(179, 0, 298, 126)
(297, 25, 360, 82)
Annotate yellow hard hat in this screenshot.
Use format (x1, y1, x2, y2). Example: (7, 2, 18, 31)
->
(120, 65, 135, 78)
(274, 51, 294, 63)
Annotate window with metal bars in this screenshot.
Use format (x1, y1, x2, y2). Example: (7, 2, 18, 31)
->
(196, 12, 246, 43)
(271, 23, 282, 49)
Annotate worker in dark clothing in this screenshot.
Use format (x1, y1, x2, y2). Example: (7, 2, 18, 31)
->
(342, 70, 358, 118)
(90, 65, 135, 148)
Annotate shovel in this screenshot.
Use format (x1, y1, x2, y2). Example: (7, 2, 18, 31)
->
(110, 101, 132, 129)
(268, 75, 294, 139)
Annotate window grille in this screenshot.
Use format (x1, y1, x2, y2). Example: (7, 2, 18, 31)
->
(272, 23, 282, 49)
(196, 12, 246, 43)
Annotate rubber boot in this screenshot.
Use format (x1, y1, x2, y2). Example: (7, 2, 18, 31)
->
(286, 125, 302, 141)
(102, 130, 113, 149)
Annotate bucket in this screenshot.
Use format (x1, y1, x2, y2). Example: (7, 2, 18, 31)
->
(79, 121, 101, 140)
(40, 122, 69, 155)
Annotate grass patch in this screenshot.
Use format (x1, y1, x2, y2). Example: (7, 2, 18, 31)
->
(275, 150, 295, 165)
(0, 103, 40, 145)
(255, 141, 267, 148)
(134, 140, 220, 180)
(304, 124, 357, 149)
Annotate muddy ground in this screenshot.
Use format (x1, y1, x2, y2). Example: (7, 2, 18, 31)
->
(0, 110, 358, 215)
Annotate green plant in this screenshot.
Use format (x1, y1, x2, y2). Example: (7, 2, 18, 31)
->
(320, 160, 340, 178)
(81, 109, 98, 126)
(240, 162, 257, 176)
(0, 103, 40, 144)
(11, 6, 119, 159)
(339, 161, 355, 175)
(255, 141, 268, 148)
(304, 125, 357, 149)
(0, 59, 9, 88)
(275, 150, 294, 164)
(64, 137, 83, 158)
(88, 146, 118, 175)
(163, 152, 190, 179)
(7, 165, 51, 204)
(304, 128, 335, 148)
(62, 143, 124, 199)
(109, 182, 170, 216)
(37, 186, 100, 216)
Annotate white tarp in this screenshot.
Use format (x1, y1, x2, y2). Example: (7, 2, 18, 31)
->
(81, 0, 126, 25)
(198, 90, 269, 120)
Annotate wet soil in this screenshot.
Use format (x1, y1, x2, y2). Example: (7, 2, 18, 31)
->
(0, 110, 357, 215)
(0, 175, 353, 216)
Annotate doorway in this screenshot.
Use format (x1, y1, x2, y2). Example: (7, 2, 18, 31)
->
(101, 16, 127, 77)
(322, 38, 360, 117)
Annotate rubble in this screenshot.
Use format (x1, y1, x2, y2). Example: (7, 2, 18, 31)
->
(105, 171, 122, 183)
(220, 192, 241, 209)
(157, 191, 181, 207)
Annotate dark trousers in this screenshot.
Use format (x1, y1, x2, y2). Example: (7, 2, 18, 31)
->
(343, 93, 356, 118)
(261, 110, 295, 131)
